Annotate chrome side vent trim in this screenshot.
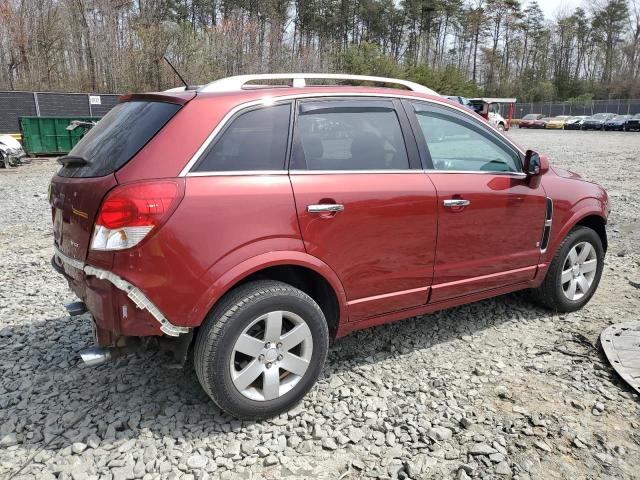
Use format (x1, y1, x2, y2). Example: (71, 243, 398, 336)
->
(540, 197, 553, 252)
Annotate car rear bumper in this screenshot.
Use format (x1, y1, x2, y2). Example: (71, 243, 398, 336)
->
(52, 246, 189, 346)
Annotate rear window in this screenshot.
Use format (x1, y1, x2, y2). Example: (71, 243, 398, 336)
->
(193, 103, 291, 172)
(58, 101, 181, 178)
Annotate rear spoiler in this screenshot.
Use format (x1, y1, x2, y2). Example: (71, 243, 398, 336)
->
(119, 91, 196, 105)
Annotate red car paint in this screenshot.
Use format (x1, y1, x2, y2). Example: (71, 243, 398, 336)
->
(50, 86, 608, 347)
(518, 114, 546, 129)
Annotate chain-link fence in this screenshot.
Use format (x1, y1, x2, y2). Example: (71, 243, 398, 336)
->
(515, 99, 640, 118)
(0, 91, 120, 133)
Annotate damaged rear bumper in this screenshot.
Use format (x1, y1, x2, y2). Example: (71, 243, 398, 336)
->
(52, 246, 189, 337)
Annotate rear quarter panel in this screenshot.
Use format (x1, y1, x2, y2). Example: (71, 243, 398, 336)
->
(110, 174, 306, 327)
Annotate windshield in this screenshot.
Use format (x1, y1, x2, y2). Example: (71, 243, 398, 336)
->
(523, 114, 539, 120)
(58, 101, 181, 178)
(591, 113, 609, 120)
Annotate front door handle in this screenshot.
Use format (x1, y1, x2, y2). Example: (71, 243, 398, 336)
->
(307, 204, 345, 214)
(443, 199, 471, 208)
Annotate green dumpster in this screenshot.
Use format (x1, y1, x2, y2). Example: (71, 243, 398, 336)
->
(19, 116, 101, 156)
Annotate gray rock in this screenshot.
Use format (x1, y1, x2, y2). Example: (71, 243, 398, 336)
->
(71, 442, 87, 454)
(322, 437, 338, 450)
(225, 440, 241, 457)
(348, 427, 365, 443)
(496, 385, 512, 399)
(456, 468, 472, 480)
(534, 441, 552, 453)
(0, 433, 18, 447)
(256, 446, 270, 458)
(495, 461, 511, 476)
(468, 443, 497, 455)
(186, 455, 208, 470)
(263, 455, 279, 466)
(111, 465, 134, 480)
(428, 426, 453, 441)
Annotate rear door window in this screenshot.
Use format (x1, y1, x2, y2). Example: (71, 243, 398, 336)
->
(291, 100, 410, 170)
(58, 101, 181, 178)
(193, 103, 291, 172)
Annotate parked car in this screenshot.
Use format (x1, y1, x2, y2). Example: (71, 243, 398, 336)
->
(0, 134, 27, 168)
(624, 113, 640, 132)
(545, 115, 571, 129)
(49, 74, 609, 420)
(518, 114, 545, 129)
(582, 113, 616, 130)
(564, 116, 589, 130)
(444, 95, 474, 110)
(603, 115, 631, 131)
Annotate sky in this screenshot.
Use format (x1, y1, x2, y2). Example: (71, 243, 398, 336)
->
(533, 0, 581, 19)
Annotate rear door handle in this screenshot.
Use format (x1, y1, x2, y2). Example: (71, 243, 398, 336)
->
(307, 204, 344, 214)
(443, 199, 471, 207)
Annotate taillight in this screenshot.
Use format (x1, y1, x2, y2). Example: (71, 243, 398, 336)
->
(91, 179, 185, 251)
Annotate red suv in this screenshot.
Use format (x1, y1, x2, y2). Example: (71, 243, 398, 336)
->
(50, 74, 608, 419)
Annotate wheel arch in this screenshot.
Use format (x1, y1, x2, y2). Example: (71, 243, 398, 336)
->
(547, 207, 608, 264)
(575, 214, 607, 252)
(189, 252, 349, 339)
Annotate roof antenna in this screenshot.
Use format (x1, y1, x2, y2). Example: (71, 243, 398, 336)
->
(164, 56, 191, 90)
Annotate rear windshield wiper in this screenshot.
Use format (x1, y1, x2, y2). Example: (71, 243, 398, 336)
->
(57, 155, 90, 167)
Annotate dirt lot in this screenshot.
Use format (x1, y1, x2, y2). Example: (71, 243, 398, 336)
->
(0, 129, 639, 480)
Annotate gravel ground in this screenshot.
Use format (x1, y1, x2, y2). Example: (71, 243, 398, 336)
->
(0, 129, 639, 480)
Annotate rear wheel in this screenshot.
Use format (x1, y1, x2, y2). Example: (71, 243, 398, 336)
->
(194, 280, 329, 420)
(531, 226, 604, 312)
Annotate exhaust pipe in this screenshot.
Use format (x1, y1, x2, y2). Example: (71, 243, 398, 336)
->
(79, 341, 141, 366)
(79, 346, 115, 366)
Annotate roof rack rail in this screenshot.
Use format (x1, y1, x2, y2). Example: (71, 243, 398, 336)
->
(198, 73, 438, 96)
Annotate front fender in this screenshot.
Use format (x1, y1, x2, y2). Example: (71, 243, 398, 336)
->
(544, 197, 607, 263)
(186, 250, 349, 327)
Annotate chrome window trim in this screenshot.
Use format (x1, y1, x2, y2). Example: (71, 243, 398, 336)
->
(288, 169, 527, 177)
(423, 169, 527, 178)
(186, 170, 288, 177)
(179, 92, 525, 177)
(289, 169, 420, 175)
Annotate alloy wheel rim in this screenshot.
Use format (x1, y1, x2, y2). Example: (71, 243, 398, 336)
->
(229, 310, 313, 401)
(561, 241, 598, 301)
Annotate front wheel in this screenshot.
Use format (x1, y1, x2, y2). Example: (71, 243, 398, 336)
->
(531, 226, 604, 312)
(194, 280, 329, 420)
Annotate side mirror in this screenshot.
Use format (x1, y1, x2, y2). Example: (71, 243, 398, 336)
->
(524, 150, 549, 176)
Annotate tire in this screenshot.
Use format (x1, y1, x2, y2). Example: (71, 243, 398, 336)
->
(531, 226, 604, 312)
(497, 123, 505, 131)
(193, 280, 329, 420)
